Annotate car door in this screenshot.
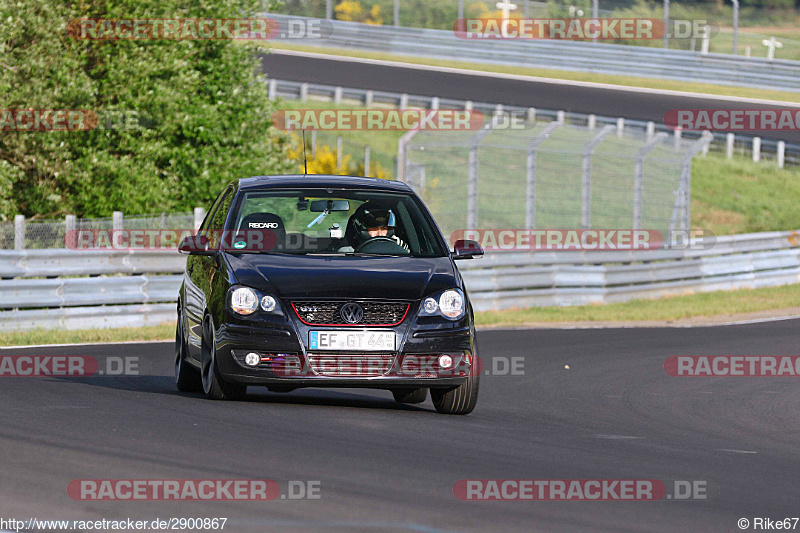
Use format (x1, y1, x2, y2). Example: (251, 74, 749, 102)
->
(183, 186, 233, 359)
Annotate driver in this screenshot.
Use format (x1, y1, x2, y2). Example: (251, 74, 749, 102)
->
(346, 204, 409, 251)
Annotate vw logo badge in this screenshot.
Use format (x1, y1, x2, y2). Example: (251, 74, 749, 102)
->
(340, 303, 364, 324)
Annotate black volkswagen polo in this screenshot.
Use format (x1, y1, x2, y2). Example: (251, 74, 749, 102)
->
(175, 175, 483, 414)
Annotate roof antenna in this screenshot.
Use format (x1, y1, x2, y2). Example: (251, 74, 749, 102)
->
(302, 129, 308, 176)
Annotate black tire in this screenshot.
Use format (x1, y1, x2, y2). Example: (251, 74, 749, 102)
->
(391, 388, 427, 404)
(201, 318, 247, 401)
(431, 373, 479, 415)
(175, 313, 202, 392)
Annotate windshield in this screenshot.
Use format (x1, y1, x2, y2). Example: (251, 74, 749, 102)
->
(226, 188, 447, 257)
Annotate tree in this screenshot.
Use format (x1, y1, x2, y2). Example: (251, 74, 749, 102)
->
(0, 0, 293, 219)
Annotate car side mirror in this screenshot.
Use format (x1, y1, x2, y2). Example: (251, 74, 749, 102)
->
(178, 234, 214, 255)
(452, 239, 484, 260)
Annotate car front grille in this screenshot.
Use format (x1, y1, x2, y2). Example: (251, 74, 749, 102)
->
(291, 301, 410, 326)
(307, 354, 396, 377)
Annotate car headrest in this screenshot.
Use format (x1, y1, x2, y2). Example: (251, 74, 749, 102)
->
(236, 212, 286, 250)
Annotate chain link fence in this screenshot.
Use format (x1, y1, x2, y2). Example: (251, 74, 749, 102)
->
(402, 116, 711, 239)
(0, 211, 199, 250)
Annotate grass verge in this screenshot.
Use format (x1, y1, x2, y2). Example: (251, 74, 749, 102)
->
(268, 42, 800, 103)
(476, 283, 800, 327)
(0, 324, 174, 348)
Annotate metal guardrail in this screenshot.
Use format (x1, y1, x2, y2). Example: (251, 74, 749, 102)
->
(0, 230, 798, 329)
(267, 15, 800, 93)
(458, 231, 800, 310)
(269, 79, 800, 168)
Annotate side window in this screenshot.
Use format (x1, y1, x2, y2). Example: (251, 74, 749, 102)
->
(207, 187, 234, 249)
(199, 188, 229, 234)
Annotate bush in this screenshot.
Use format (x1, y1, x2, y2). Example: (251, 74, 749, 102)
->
(0, 0, 293, 219)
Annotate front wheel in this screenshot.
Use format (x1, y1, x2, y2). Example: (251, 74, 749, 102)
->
(431, 374, 479, 415)
(201, 318, 247, 401)
(392, 388, 427, 404)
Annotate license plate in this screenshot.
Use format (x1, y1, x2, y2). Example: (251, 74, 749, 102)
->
(309, 331, 396, 351)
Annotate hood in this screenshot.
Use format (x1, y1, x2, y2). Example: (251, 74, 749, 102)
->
(224, 253, 457, 300)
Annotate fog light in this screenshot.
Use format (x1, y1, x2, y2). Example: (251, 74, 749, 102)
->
(438, 355, 453, 369)
(244, 352, 260, 367)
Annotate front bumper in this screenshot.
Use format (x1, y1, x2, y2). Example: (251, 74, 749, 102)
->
(214, 318, 475, 389)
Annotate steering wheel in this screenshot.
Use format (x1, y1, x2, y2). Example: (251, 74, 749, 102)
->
(355, 236, 405, 253)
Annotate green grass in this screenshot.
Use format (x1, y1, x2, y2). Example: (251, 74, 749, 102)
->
(269, 42, 800, 103)
(0, 324, 174, 347)
(476, 283, 800, 327)
(692, 152, 800, 235)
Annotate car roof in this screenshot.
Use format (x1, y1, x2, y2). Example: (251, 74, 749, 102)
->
(238, 175, 413, 192)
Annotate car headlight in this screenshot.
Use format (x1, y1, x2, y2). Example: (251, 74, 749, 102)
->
(439, 289, 464, 319)
(419, 289, 465, 320)
(230, 287, 258, 315)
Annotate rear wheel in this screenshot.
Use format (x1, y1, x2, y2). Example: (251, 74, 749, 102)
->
(431, 374, 479, 415)
(175, 313, 201, 392)
(391, 388, 427, 404)
(201, 318, 247, 401)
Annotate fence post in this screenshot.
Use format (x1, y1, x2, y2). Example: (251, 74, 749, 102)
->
(364, 146, 371, 176)
(581, 126, 615, 229)
(14, 214, 25, 250)
(777, 141, 785, 169)
(726, 133, 735, 158)
(336, 136, 343, 169)
(557, 110, 566, 124)
(752, 137, 761, 162)
(268, 79, 277, 100)
(430, 96, 440, 110)
(333, 86, 343, 105)
(526, 107, 536, 123)
(112, 211, 123, 231)
(587, 114, 596, 130)
(466, 115, 503, 229)
(633, 133, 668, 230)
(326, 0, 332, 19)
(673, 128, 682, 150)
(193, 207, 205, 231)
(65, 214, 76, 249)
(616, 117, 625, 137)
(525, 121, 562, 229)
(311, 130, 317, 154)
(399, 93, 408, 110)
(299, 82, 309, 102)
(393, 0, 399, 27)
(365, 90, 373, 107)
(464, 100, 473, 112)
(646, 121, 655, 140)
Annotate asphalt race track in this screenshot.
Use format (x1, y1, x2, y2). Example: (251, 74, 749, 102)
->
(1, 321, 799, 532)
(259, 51, 800, 145)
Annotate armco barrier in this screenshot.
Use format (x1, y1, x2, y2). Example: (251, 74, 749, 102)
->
(0, 230, 798, 330)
